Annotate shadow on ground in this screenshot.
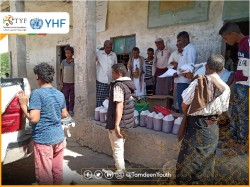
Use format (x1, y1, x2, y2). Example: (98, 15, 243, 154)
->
(2, 153, 36, 185)
(2, 139, 248, 185)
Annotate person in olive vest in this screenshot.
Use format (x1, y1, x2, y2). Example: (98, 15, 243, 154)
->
(106, 63, 136, 172)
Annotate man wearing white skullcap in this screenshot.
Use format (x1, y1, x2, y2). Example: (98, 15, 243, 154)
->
(152, 38, 173, 95)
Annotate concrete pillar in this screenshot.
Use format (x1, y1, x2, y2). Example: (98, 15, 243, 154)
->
(73, 0, 96, 121)
(9, 0, 27, 78)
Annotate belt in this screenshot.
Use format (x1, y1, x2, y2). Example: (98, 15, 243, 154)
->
(204, 119, 217, 125)
(132, 72, 140, 78)
(188, 115, 219, 125)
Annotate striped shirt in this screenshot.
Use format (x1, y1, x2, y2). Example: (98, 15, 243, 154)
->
(182, 74, 230, 116)
(29, 87, 66, 145)
(144, 58, 153, 79)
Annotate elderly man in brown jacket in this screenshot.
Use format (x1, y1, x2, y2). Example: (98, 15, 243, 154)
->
(176, 54, 230, 185)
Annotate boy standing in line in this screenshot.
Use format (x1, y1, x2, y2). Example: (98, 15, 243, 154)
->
(19, 63, 68, 184)
(219, 22, 249, 155)
(60, 46, 75, 116)
(144, 48, 154, 95)
(106, 63, 136, 173)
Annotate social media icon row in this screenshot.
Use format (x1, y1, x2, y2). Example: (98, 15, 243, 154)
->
(83, 170, 125, 180)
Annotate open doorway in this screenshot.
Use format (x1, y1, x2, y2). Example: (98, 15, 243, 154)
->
(56, 45, 70, 90)
(224, 20, 249, 71)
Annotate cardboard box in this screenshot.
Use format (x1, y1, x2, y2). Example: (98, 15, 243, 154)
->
(147, 95, 173, 112)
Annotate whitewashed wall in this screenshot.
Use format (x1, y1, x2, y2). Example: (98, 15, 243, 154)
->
(25, 1, 225, 89)
(97, 1, 224, 63)
(25, 1, 73, 89)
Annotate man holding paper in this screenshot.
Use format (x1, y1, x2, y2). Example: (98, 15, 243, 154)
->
(168, 43, 183, 111)
(173, 31, 197, 113)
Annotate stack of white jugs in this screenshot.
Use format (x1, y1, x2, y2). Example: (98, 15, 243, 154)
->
(95, 106, 108, 123)
(95, 100, 141, 125)
(139, 110, 183, 135)
(94, 99, 109, 123)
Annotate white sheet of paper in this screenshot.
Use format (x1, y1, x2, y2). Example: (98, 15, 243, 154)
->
(158, 69, 177, 78)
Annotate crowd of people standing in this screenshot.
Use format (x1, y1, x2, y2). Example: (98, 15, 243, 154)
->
(16, 22, 248, 185)
(96, 23, 249, 184)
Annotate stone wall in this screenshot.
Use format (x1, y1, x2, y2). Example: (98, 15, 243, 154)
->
(71, 120, 181, 169)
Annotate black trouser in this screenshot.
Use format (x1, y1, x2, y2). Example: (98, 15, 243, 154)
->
(176, 115, 219, 184)
(145, 77, 153, 95)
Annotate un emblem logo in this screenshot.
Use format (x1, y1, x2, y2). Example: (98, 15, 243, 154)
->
(30, 18, 43, 29)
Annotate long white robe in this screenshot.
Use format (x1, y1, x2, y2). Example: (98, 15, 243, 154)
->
(132, 59, 146, 97)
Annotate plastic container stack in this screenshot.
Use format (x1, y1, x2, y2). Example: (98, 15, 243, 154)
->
(94, 97, 183, 139)
(94, 99, 109, 123)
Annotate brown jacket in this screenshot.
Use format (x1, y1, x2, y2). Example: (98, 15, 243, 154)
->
(188, 74, 225, 114)
(178, 74, 226, 141)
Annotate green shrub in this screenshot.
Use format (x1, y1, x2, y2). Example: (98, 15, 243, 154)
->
(0, 52, 9, 77)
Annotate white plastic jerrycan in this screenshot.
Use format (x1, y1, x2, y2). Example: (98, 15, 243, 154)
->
(153, 113, 164, 131)
(162, 114, 174, 133)
(140, 110, 149, 127)
(94, 106, 104, 121)
(172, 117, 183, 135)
(146, 111, 156, 129)
(100, 108, 108, 123)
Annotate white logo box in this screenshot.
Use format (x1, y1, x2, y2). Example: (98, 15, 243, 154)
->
(0, 12, 69, 34)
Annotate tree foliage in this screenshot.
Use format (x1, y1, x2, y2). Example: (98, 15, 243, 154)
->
(0, 52, 9, 77)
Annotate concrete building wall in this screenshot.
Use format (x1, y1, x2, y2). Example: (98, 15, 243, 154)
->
(22, 1, 227, 167)
(71, 120, 181, 169)
(24, 1, 225, 89)
(26, 32, 73, 89)
(97, 1, 224, 63)
(25, 1, 73, 89)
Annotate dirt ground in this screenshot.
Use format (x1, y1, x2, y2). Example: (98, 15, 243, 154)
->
(2, 138, 249, 185)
